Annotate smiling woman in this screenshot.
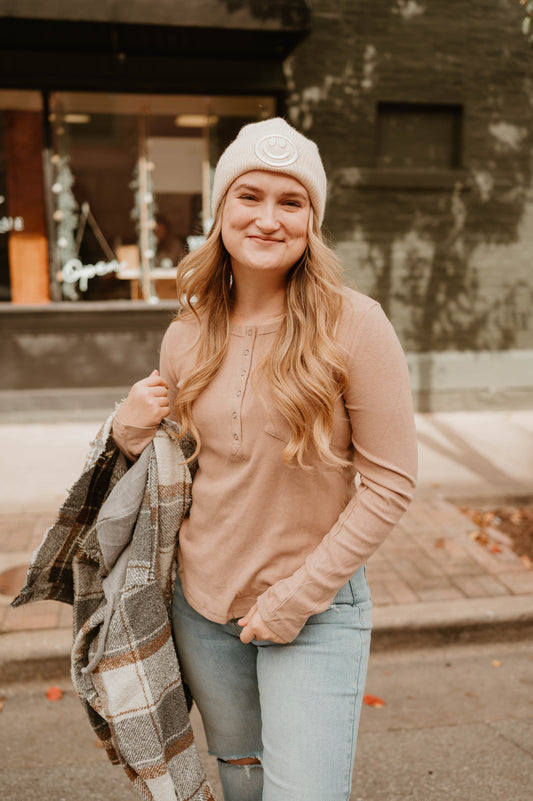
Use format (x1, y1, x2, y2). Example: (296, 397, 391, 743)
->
(221, 171, 310, 284)
(112, 117, 418, 801)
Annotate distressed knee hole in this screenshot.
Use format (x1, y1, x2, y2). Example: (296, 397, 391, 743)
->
(222, 757, 261, 766)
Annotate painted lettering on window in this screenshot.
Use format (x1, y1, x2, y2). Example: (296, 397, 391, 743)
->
(61, 257, 127, 292)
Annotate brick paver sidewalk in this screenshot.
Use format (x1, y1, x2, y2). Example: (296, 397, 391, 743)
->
(1, 495, 533, 636)
(0, 509, 73, 634)
(369, 496, 533, 605)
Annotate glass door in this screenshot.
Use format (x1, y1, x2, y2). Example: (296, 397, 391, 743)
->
(48, 93, 275, 302)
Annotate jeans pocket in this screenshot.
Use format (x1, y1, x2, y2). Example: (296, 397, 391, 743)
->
(349, 564, 372, 606)
(330, 565, 371, 607)
(328, 567, 372, 630)
(330, 580, 357, 606)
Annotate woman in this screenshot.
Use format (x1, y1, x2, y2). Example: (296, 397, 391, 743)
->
(113, 118, 418, 801)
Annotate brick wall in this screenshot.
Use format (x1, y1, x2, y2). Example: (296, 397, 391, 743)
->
(286, 0, 533, 357)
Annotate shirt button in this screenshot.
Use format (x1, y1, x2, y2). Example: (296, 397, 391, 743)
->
(232, 412, 237, 420)
(233, 433, 239, 440)
(241, 369, 246, 377)
(236, 390, 242, 397)
(247, 328, 253, 336)
(243, 349, 249, 356)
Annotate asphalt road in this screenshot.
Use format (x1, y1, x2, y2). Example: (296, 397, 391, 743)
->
(0, 638, 532, 801)
(352, 638, 533, 801)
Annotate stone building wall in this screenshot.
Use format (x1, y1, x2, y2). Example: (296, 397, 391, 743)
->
(285, 0, 533, 405)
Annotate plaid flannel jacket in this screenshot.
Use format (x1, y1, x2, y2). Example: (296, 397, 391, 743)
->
(12, 414, 216, 801)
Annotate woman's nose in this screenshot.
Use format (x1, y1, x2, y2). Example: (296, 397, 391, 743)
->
(255, 203, 280, 231)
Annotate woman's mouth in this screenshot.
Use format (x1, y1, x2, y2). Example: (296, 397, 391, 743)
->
(248, 235, 282, 243)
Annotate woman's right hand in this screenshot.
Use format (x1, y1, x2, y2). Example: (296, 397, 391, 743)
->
(119, 369, 171, 428)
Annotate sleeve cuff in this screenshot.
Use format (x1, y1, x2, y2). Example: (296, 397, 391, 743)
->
(256, 592, 310, 643)
(112, 414, 158, 462)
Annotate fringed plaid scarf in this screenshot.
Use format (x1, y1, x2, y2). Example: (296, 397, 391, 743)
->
(12, 414, 216, 801)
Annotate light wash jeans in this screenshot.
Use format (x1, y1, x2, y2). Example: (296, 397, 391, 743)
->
(171, 567, 372, 801)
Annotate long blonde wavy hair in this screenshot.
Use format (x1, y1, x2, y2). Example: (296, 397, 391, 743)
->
(174, 200, 349, 468)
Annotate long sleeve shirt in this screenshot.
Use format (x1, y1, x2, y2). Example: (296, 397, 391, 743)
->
(112, 287, 418, 641)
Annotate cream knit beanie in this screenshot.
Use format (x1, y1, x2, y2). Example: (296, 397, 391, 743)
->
(211, 117, 327, 226)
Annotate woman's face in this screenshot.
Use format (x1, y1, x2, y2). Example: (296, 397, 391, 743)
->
(221, 170, 310, 281)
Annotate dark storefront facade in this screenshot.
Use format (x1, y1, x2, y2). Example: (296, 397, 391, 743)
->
(1, 1, 532, 413)
(0, 1, 308, 408)
(1, 89, 277, 304)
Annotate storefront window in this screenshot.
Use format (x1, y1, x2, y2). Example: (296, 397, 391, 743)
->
(48, 93, 275, 302)
(0, 113, 9, 301)
(0, 91, 46, 304)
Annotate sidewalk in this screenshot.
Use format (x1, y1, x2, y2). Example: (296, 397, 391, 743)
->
(1, 410, 533, 679)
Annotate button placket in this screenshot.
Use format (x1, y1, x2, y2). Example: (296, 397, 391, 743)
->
(231, 326, 256, 457)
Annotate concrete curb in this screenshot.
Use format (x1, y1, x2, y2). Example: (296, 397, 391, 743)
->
(1, 596, 533, 683)
(371, 594, 533, 650)
(0, 629, 72, 683)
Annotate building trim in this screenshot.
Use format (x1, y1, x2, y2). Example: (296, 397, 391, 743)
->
(0, 1, 311, 31)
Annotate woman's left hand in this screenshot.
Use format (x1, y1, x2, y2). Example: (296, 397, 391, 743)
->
(238, 604, 286, 644)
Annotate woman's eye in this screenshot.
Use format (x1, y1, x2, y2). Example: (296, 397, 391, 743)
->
(284, 200, 301, 208)
(240, 194, 257, 201)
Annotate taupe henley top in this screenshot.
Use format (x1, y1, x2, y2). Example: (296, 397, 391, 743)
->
(113, 287, 417, 641)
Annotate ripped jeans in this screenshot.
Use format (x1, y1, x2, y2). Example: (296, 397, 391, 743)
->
(171, 568, 372, 801)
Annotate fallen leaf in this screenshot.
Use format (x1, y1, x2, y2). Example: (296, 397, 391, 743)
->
(434, 538, 446, 549)
(363, 694, 386, 708)
(485, 526, 512, 547)
(0, 696, 6, 712)
(491, 660, 503, 668)
(467, 510, 485, 526)
(46, 686, 63, 701)
(94, 739, 105, 749)
(489, 544, 502, 554)
(468, 529, 489, 545)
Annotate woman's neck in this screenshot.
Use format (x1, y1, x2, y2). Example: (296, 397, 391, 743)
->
(231, 308, 285, 326)
(230, 282, 286, 326)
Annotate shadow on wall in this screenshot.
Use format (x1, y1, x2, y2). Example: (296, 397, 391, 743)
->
(330, 146, 533, 366)
(285, 0, 533, 405)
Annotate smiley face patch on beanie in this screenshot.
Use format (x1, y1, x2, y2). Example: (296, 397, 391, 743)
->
(211, 117, 327, 225)
(254, 134, 299, 167)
